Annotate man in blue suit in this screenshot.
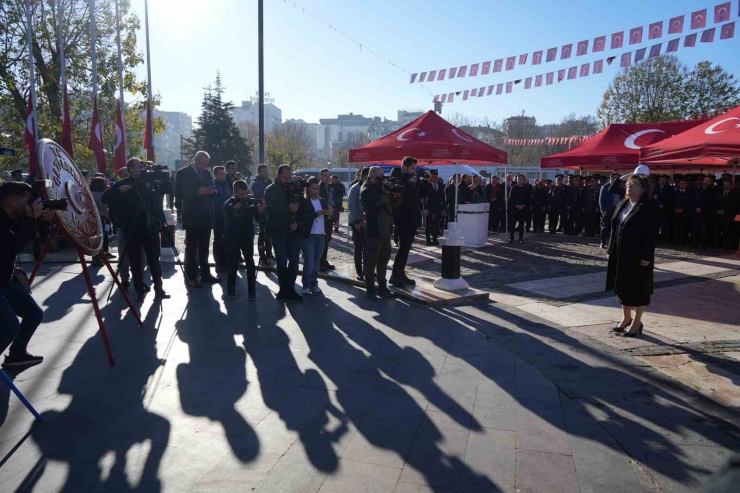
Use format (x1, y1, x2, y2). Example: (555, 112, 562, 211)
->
(599, 172, 624, 248)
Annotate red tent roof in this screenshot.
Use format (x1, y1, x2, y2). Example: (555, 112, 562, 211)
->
(541, 120, 706, 169)
(640, 106, 740, 165)
(349, 111, 507, 165)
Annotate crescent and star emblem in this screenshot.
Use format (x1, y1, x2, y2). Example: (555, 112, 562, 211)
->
(94, 123, 101, 141)
(451, 129, 474, 143)
(26, 113, 34, 134)
(705, 117, 740, 135)
(624, 129, 665, 149)
(718, 8, 727, 21)
(396, 128, 426, 142)
(114, 126, 123, 149)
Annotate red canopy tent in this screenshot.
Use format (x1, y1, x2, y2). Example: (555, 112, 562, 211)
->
(640, 106, 740, 170)
(349, 110, 507, 165)
(541, 120, 707, 171)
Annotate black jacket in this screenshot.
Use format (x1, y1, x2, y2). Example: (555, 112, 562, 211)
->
(533, 185, 550, 211)
(566, 185, 586, 210)
(457, 183, 474, 205)
(361, 181, 401, 239)
(424, 182, 446, 214)
(582, 186, 601, 212)
(0, 209, 36, 290)
(264, 182, 298, 236)
(508, 185, 531, 212)
(102, 176, 171, 233)
(296, 196, 329, 238)
(606, 197, 659, 302)
(694, 186, 718, 213)
(175, 165, 214, 231)
(223, 196, 259, 243)
(716, 188, 740, 221)
(674, 189, 694, 214)
(548, 185, 568, 208)
(653, 185, 675, 212)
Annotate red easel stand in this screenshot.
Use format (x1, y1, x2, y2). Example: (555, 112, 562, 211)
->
(28, 227, 59, 285)
(77, 248, 116, 366)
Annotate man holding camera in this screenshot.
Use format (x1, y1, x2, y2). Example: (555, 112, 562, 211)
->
(390, 156, 421, 288)
(251, 164, 274, 267)
(103, 158, 171, 301)
(1, 182, 55, 367)
(175, 151, 219, 289)
(264, 164, 303, 302)
(361, 166, 402, 299)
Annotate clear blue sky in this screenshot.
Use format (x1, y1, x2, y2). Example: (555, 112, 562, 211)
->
(130, 0, 740, 126)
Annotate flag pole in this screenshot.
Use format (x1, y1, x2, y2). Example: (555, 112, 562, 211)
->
(57, 0, 65, 103)
(25, 0, 39, 142)
(114, 0, 126, 146)
(454, 161, 459, 222)
(89, 0, 98, 103)
(144, 0, 154, 158)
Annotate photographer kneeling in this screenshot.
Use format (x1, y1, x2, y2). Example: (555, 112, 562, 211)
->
(223, 180, 265, 300)
(103, 158, 171, 301)
(1, 182, 54, 367)
(361, 166, 402, 299)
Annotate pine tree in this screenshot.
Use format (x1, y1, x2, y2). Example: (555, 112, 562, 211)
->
(182, 73, 253, 170)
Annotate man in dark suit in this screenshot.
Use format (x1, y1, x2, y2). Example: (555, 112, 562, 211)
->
(175, 151, 219, 289)
(548, 174, 567, 234)
(485, 177, 503, 232)
(715, 178, 739, 249)
(532, 179, 549, 233)
(653, 175, 675, 242)
(673, 178, 693, 245)
(693, 176, 718, 248)
(423, 169, 446, 245)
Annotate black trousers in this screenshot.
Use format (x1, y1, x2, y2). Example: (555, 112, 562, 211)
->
(128, 231, 162, 293)
(392, 222, 416, 277)
(213, 215, 226, 269)
(548, 207, 565, 232)
(489, 204, 502, 230)
(658, 210, 671, 241)
(600, 209, 614, 245)
(257, 221, 273, 262)
(352, 224, 365, 274)
(320, 217, 334, 266)
(226, 238, 256, 295)
(714, 216, 735, 249)
(425, 212, 441, 241)
(364, 236, 391, 291)
(533, 207, 546, 233)
(509, 210, 527, 240)
(584, 210, 600, 236)
(564, 207, 581, 235)
(185, 228, 212, 281)
(692, 213, 711, 246)
(672, 213, 690, 244)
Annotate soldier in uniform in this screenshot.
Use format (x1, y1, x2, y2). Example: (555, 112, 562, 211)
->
(565, 175, 586, 235)
(673, 178, 693, 246)
(532, 179, 549, 233)
(423, 170, 446, 245)
(547, 174, 567, 234)
(582, 177, 601, 237)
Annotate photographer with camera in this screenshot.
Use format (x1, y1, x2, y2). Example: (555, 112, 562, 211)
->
(264, 165, 303, 302)
(103, 158, 172, 301)
(1, 182, 56, 367)
(175, 151, 219, 289)
(251, 164, 274, 267)
(361, 166, 402, 299)
(390, 156, 423, 288)
(223, 180, 266, 300)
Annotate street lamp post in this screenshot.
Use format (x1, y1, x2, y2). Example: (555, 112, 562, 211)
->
(258, 0, 265, 165)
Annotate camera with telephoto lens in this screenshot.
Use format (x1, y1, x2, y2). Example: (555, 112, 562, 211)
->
(29, 196, 68, 211)
(382, 176, 406, 194)
(287, 178, 308, 203)
(139, 161, 169, 182)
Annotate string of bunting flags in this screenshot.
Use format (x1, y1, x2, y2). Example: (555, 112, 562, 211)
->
(504, 136, 593, 147)
(412, 2, 737, 85)
(435, 21, 736, 105)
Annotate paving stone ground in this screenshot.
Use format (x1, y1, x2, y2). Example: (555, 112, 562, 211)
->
(6, 215, 740, 492)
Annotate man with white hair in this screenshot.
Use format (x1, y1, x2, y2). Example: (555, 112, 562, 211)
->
(175, 151, 219, 289)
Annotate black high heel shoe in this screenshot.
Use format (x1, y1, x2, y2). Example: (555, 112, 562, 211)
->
(612, 320, 633, 333)
(622, 323, 643, 338)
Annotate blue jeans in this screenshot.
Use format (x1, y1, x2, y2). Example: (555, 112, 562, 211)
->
(270, 232, 301, 292)
(301, 234, 325, 290)
(0, 279, 44, 356)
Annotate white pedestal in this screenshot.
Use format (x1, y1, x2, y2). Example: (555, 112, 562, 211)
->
(456, 203, 489, 248)
(434, 223, 469, 292)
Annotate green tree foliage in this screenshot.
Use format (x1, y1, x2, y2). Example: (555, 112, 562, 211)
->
(182, 73, 252, 170)
(0, 0, 163, 173)
(598, 55, 740, 125)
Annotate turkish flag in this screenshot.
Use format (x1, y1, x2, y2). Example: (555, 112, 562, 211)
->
(505, 56, 516, 70)
(580, 64, 590, 77)
(144, 99, 155, 161)
(519, 53, 528, 65)
(448, 67, 458, 79)
(505, 81, 513, 93)
(458, 66, 468, 77)
(61, 85, 74, 158)
(668, 16, 685, 34)
(611, 32, 624, 49)
(567, 67, 577, 80)
(481, 62, 491, 75)
(667, 38, 680, 52)
(649, 21, 663, 40)
(546, 72, 554, 85)
(701, 28, 716, 42)
(684, 33, 698, 47)
(410, 74, 417, 84)
(25, 95, 39, 178)
(469, 64, 479, 77)
(593, 60, 604, 74)
(532, 51, 543, 65)
(114, 101, 127, 172)
(524, 77, 532, 89)
(471, 88, 478, 97)
(463, 90, 469, 101)
(486, 85, 494, 96)
(720, 21, 736, 39)
(649, 44, 662, 58)
(560, 44, 572, 59)
(629, 27, 643, 45)
(88, 97, 106, 173)
(620, 52, 632, 67)
(714, 3, 731, 23)
(496, 83, 503, 95)
(441, 94, 447, 103)
(427, 70, 437, 81)
(557, 69, 566, 82)
(691, 9, 707, 30)
(634, 48, 646, 63)
(593, 36, 606, 52)
(577, 40, 589, 56)
(419, 72, 427, 82)
(437, 69, 447, 80)
(546, 47, 557, 62)
(493, 59, 503, 72)
(448, 92, 455, 102)
(477, 87, 485, 97)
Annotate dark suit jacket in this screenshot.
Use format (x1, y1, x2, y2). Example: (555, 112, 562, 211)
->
(175, 165, 214, 231)
(424, 182, 446, 214)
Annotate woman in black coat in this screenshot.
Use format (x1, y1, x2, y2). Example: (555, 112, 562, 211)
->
(605, 174, 659, 337)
